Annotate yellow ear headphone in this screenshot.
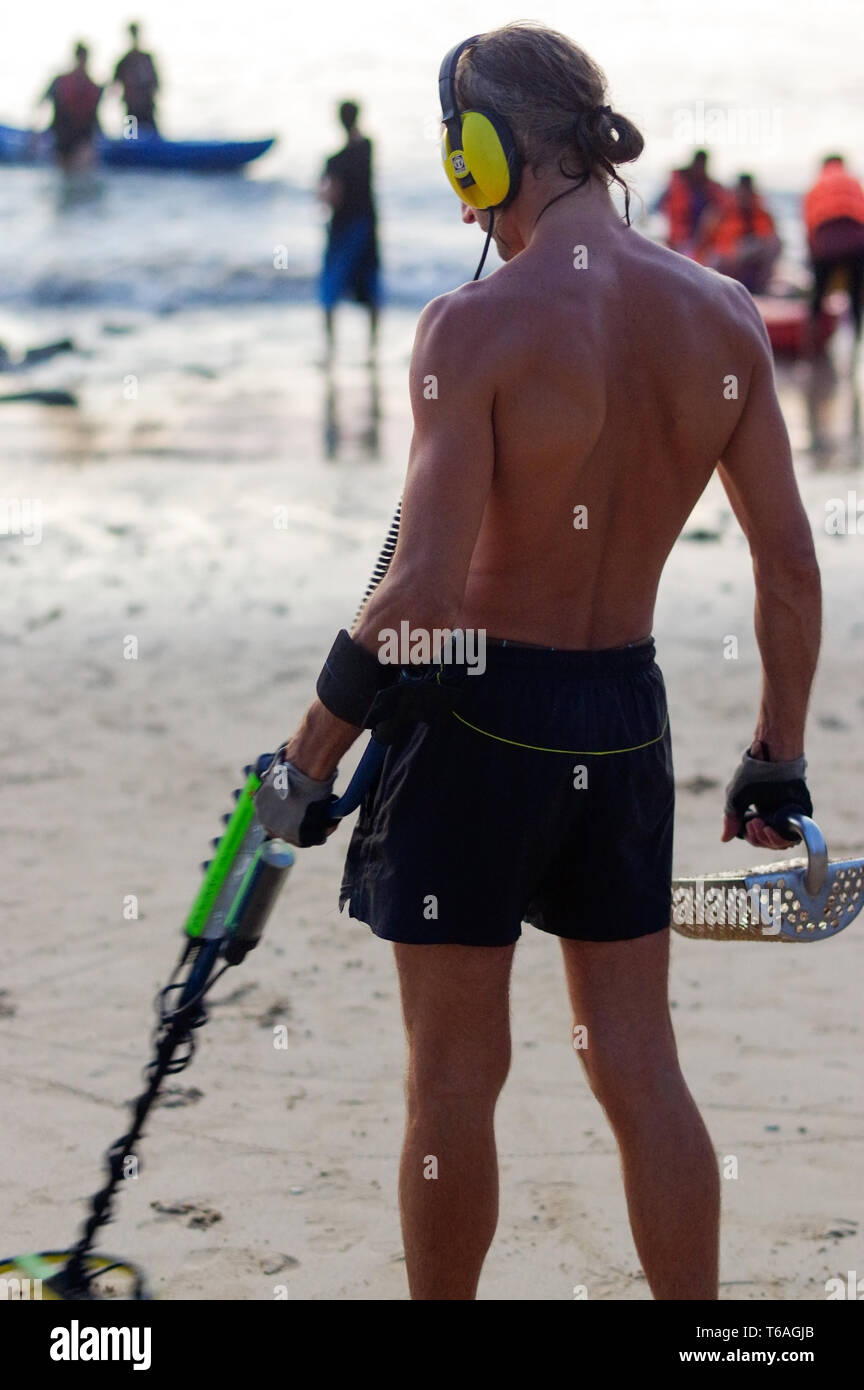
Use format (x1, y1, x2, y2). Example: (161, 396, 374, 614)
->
(438, 34, 522, 211)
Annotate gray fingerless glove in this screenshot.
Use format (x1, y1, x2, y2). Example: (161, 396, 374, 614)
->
(724, 749, 812, 837)
(255, 751, 337, 848)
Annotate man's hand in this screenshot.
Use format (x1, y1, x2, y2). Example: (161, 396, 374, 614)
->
(255, 695, 363, 847)
(721, 808, 796, 851)
(721, 741, 813, 850)
(255, 751, 337, 848)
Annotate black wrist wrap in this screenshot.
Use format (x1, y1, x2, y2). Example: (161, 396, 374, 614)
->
(316, 629, 397, 728)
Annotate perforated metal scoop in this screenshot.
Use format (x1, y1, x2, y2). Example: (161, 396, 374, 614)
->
(671, 815, 864, 942)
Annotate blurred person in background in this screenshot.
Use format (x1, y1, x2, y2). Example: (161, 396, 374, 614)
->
(112, 21, 160, 134)
(804, 154, 864, 346)
(658, 149, 726, 257)
(699, 173, 780, 294)
(39, 42, 103, 172)
(318, 100, 381, 358)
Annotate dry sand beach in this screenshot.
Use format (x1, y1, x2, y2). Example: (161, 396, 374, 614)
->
(1, 303, 863, 1300)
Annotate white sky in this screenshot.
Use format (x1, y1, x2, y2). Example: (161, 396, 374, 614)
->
(2, 1, 860, 186)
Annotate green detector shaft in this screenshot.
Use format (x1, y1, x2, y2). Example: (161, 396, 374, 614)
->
(183, 766, 265, 941)
(4, 753, 295, 1300)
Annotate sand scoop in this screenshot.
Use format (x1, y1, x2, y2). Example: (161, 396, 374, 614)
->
(671, 813, 864, 942)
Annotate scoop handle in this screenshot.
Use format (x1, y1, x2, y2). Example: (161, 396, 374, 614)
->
(740, 807, 828, 896)
(776, 811, 828, 896)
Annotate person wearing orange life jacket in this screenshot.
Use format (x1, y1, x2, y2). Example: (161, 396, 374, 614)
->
(804, 154, 864, 342)
(658, 149, 727, 256)
(701, 174, 781, 294)
(39, 43, 103, 172)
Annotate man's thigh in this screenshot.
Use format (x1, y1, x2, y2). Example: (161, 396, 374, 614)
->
(393, 943, 515, 1087)
(560, 929, 677, 1069)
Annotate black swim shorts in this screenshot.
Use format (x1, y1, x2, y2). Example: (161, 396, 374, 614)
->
(339, 638, 674, 947)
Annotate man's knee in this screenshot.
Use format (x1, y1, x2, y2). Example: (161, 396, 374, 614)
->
(572, 1023, 682, 1121)
(406, 1036, 511, 1111)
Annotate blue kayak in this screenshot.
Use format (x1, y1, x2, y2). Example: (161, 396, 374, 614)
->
(0, 122, 275, 172)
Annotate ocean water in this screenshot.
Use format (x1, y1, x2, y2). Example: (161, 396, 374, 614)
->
(0, 0, 860, 317)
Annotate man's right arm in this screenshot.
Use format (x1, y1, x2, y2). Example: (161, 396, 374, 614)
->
(717, 291, 822, 848)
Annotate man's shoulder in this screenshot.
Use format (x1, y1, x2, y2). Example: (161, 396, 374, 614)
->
(416, 240, 767, 365)
(415, 281, 501, 349)
(637, 237, 768, 343)
(325, 145, 348, 172)
(695, 264, 768, 349)
(411, 283, 503, 390)
(329, 140, 366, 168)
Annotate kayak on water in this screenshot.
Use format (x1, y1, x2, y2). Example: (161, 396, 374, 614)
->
(0, 122, 275, 172)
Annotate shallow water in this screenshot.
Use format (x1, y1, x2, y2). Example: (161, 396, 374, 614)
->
(0, 0, 860, 317)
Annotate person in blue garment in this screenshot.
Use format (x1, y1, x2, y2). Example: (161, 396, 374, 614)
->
(319, 100, 381, 357)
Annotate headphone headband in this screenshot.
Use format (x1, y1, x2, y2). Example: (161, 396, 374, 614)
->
(437, 33, 482, 124)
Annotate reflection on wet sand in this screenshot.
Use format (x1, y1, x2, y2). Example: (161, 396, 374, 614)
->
(773, 326, 862, 471)
(798, 348, 861, 470)
(54, 172, 104, 214)
(322, 355, 382, 463)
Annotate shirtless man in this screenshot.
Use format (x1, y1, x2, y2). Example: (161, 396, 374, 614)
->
(257, 24, 821, 1300)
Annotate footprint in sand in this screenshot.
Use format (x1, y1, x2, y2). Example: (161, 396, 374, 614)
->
(260, 1254, 300, 1275)
(676, 774, 720, 794)
(823, 1218, 858, 1241)
(210, 980, 258, 1008)
(150, 1200, 222, 1229)
(258, 1000, 293, 1028)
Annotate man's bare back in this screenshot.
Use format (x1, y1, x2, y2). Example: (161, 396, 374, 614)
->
(414, 202, 785, 651)
(286, 172, 818, 854)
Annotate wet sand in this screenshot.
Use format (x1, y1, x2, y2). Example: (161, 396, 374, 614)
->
(1, 305, 862, 1299)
